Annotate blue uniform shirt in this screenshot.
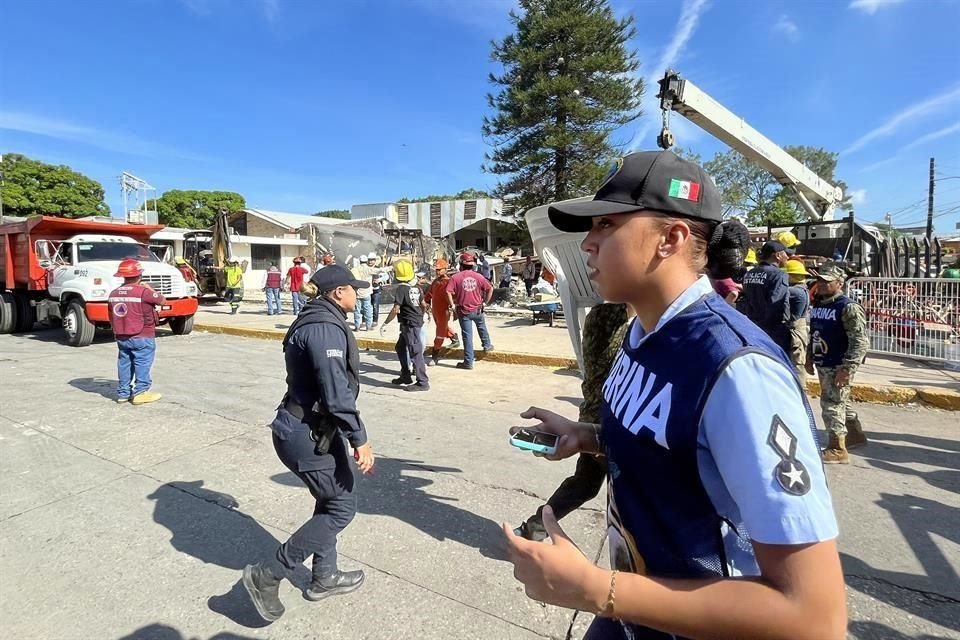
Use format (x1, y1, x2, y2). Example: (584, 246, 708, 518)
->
(602, 276, 837, 638)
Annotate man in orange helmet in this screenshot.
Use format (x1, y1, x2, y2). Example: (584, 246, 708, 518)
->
(423, 258, 460, 366)
(108, 258, 166, 405)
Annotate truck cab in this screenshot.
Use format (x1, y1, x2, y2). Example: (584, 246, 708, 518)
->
(38, 234, 199, 345)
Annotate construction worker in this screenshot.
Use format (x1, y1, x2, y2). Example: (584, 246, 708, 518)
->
(739, 240, 791, 354)
(784, 260, 812, 385)
(351, 255, 375, 331)
(367, 254, 383, 326)
(522, 256, 536, 297)
(224, 257, 246, 314)
(503, 151, 842, 638)
(777, 230, 802, 256)
(380, 261, 429, 391)
(743, 247, 758, 271)
(423, 258, 460, 366)
(109, 258, 165, 405)
(285, 257, 309, 315)
(446, 251, 494, 370)
(263, 264, 283, 315)
(806, 262, 870, 464)
(243, 264, 374, 622)
(513, 302, 629, 541)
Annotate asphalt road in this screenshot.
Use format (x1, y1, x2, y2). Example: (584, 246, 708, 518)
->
(0, 328, 956, 640)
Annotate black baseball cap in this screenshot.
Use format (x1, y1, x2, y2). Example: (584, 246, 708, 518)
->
(309, 264, 370, 291)
(760, 240, 787, 258)
(548, 150, 722, 232)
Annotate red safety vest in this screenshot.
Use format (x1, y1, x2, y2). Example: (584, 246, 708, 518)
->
(266, 270, 282, 289)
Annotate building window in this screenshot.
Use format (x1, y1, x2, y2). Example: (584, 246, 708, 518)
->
(455, 238, 464, 250)
(397, 204, 409, 224)
(430, 203, 441, 237)
(464, 200, 477, 220)
(251, 244, 281, 271)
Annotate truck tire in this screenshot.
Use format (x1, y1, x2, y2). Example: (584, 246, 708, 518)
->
(12, 294, 36, 333)
(63, 300, 96, 347)
(169, 314, 195, 335)
(0, 292, 15, 334)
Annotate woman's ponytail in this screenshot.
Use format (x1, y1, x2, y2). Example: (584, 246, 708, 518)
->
(705, 219, 750, 281)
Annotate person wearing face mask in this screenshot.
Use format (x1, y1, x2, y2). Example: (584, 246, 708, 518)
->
(503, 151, 845, 640)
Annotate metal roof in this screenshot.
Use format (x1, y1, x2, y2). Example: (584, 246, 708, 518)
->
(244, 208, 354, 230)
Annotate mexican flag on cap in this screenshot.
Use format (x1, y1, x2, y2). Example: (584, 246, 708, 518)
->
(668, 178, 700, 202)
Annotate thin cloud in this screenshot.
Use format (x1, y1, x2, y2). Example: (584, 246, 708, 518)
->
(842, 85, 960, 154)
(849, 0, 907, 15)
(848, 188, 867, 205)
(773, 16, 799, 41)
(0, 111, 212, 162)
(902, 121, 960, 151)
(629, 0, 711, 150)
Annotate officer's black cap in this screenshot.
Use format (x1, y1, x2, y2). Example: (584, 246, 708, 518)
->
(309, 264, 370, 291)
(760, 240, 787, 258)
(547, 150, 722, 232)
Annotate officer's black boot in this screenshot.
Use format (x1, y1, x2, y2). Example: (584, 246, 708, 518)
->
(242, 563, 285, 622)
(392, 370, 413, 385)
(305, 569, 365, 601)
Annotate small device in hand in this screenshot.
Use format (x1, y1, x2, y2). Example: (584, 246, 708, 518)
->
(509, 428, 559, 456)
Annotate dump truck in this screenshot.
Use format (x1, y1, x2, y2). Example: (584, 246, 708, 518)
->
(0, 216, 199, 346)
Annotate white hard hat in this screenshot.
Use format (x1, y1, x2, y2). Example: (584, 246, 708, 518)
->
(358, 254, 368, 262)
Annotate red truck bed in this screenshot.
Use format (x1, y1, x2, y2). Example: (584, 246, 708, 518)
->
(0, 216, 165, 291)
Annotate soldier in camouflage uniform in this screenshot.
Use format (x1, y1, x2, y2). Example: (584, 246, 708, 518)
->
(805, 262, 870, 464)
(513, 302, 631, 541)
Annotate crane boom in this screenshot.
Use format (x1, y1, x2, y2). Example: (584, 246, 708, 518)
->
(657, 71, 844, 221)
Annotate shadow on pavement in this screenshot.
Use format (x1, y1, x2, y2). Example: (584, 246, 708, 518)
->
(848, 621, 952, 640)
(69, 376, 117, 400)
(117, 623, 259, 640)
(856, 433, 959, 495)
(841, 491, 960, 633)
(271, 456, 508, 562)
(146, 480, 296, 629)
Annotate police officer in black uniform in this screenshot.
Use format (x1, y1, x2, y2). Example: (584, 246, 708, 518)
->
(739, 240, 791, 353)
(243, 264, 375, 623)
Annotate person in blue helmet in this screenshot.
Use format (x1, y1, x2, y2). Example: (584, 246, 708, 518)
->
(503, 151, 845, 640)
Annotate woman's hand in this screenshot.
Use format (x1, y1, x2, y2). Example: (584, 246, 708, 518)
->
(511, 407, 597, 460)
(503, 506, 609, 612)
(353, 443, 375, 475)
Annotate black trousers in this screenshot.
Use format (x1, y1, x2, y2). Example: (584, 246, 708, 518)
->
(396, 324, 428, 384)
(269, 428, 357, 579)
(527, 453, 607, 537)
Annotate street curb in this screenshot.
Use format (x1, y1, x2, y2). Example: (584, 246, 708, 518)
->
(195, 323, 579, 370)
(197, 324, 955, 409)
(804, 379, 959, 411)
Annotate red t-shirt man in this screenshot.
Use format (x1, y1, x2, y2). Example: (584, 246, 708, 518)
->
(286, 263, 308, 292)
(446, 268, 493, 315)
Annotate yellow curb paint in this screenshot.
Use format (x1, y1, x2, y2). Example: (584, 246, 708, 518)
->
(196, 324, 954, 408)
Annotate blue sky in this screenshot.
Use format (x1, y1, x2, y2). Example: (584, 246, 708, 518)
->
(1, 0, 959, 234)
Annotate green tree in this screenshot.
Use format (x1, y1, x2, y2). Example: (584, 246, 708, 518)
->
(483, 0, 644, 214)
(148, 190, 245, 228)
(703, 145, 851, 225)
(314, 209, 351, 219)
(0, 153, 109, 218)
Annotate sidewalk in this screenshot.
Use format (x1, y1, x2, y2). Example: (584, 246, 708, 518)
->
(193, 301, 960, 410)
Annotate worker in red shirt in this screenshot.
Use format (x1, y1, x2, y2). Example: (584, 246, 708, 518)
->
(445, 252, 494, 370)
(285, 257, 309, 314)
(109, 259, 166, 405)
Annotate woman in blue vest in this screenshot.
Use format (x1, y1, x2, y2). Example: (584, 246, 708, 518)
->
(504, 151, 845, 640)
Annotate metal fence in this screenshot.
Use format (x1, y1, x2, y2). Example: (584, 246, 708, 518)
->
(846, 277, 960, 363)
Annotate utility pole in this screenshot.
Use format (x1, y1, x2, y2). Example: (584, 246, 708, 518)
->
(926, 157, 935, 240)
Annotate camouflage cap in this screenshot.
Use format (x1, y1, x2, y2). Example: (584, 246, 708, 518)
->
(815, 261, 845, 282)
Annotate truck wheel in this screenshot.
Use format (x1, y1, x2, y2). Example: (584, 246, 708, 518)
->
(0, 292, 15, 334)
(169, 314, 195, 335)
(63, 300, 96, 347)
(12, 294, 36, 333)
